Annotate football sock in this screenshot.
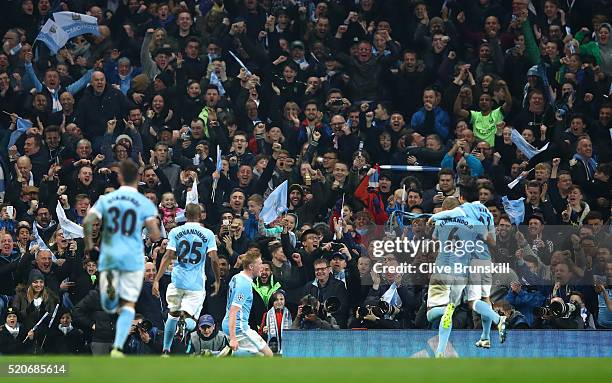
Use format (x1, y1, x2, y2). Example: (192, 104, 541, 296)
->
(481, 316, 492, 341)
(426, 306, 445, 322)
(473, 300, 500, 324)
(101, 291, 119, 313)
(163, 315, 179, 351)
(436, 320, 452, 356)
(185, 318, 196, 332)
(113, 306, 135, 350)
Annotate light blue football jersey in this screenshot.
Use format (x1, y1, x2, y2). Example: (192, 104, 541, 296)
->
(460, 202, 495, 260)
(222, 272, 254, 334)
(433, 218, 480, 276)
(91, 186, 157, 272)
(431, 201, 495, 260)
(166, 222, 217, 291)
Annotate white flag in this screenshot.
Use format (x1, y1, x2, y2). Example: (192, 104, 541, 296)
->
(55, 203, 84, 239)
(186, 177, 199, 205)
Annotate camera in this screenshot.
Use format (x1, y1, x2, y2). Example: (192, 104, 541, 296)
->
(302, 304, 314, 316)
(535, 300, 577, 319)
(137, 319, 153, 332)
(356, 300, 401, 319)
(330, 98, 344, 106)
(330, 242, 343, 252)
(377, 300, 401, 318)
(324, 297, 340, 314)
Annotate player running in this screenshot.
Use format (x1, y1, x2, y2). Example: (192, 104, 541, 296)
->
(427, 197, 477, 357)
(153, 203, 221, 356)
(429, 184, 507, 349)
(83, 159, 160, 358)
(222, 249, 273, 357)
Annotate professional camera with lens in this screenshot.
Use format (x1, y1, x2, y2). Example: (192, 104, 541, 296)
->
(324, 297, 340, 314)
(356, 300, 401, 319)
(137, 319, 153, 332)
(535, 300, 577, 319)
(301, 304, 314, 316)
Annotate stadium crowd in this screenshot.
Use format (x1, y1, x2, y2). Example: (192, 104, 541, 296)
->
(0, 0, 611, 355)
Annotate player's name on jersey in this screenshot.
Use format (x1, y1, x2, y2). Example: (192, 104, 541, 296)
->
(373, 262, 511, 275)
(175, 227, 210, 242)
(106, 194, 143, 207)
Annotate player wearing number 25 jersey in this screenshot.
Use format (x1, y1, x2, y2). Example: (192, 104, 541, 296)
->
(153, 203, 220, 355)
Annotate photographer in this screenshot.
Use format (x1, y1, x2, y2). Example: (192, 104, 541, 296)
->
(291, 295, 339, 330)
(504, 280, 546, 327)
(539, 292, 595, 329)
(301, 258, 349, 327)
(123, 315, 162, 355)
(349, 296, 402, 329)
(366, 255, 417, 328)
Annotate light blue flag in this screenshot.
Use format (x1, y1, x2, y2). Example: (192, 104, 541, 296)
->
(216, 145, 223, 172)
(8, 117, 33, 149)
(211, 145, 223, 201)
(53, 12, 100, 38)
(260, 180, 288, 224)
(35, 19, 69, 54)
(511, 129, 549, 159)
(381, 282, 402, 309)
(501, 196, 525, 226)
(379, 165, 442, 172)
(210, 72, 226, 96)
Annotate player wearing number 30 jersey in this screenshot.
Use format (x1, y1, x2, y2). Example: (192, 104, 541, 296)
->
(153, 203, 220, 356)
(83, 160, 161, 358)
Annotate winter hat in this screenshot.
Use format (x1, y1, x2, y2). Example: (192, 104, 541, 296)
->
(28, 269, 44, 284)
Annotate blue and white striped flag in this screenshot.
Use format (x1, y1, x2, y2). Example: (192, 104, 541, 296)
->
(260, 180, 288, 224)
(501, 196, 525, 226)
(53, 12, 100, 39)
(379, 165, 441, 172)
(35, 19, 69, 54)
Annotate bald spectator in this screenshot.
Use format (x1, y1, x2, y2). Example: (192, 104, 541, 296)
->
(75, 71, 129, 150)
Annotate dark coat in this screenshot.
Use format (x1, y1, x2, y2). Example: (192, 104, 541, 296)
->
(72, 290, 115, 343)
(75, 85, 129, 139)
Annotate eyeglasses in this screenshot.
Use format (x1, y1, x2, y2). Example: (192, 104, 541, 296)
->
(314, 267, 329, 272)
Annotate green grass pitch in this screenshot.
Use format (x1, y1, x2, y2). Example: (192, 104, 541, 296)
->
(0, 357, 610, 383)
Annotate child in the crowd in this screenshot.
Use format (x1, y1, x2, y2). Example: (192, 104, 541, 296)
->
(159, 192, 184, 230)
(259, 290, 292, 354)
